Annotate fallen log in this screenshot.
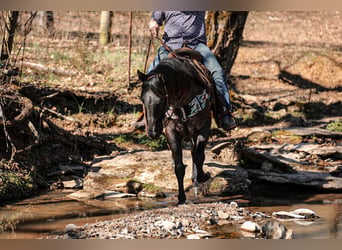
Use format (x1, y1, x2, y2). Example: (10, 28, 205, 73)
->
(0, 95, 33, 127)
(284, 127, 342, 139)
(21, 61, 77, 76)
(239, 147, 297, 174)
(248, 169, 342, 191)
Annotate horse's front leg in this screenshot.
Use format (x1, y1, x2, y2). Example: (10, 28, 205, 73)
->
(191, 132, 210, 188)
(165, 130, 186, 204)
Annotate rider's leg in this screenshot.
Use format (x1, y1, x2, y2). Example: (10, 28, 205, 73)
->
(195, 43, 237, 131)
(147, 46, 170, 73)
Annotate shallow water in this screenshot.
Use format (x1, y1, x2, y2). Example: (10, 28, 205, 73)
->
(0, 190, 341, 239)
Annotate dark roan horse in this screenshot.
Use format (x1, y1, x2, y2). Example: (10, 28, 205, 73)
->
(138, 56, 212, 204)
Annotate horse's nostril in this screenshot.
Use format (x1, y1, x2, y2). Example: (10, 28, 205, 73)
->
(149, 128, 162, 139)
(148, 130, 157, 139)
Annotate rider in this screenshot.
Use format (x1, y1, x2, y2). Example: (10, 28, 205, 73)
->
(135, 11, 236, 131)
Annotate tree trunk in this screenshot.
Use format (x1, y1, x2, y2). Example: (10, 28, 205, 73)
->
(206, 11, 249, 78)
(99, 11, 112, 46)
(0, 11, 19, 62)
(45, 11, 54, 36)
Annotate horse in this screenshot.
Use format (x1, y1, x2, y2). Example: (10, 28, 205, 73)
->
(137, 56, 212, 204)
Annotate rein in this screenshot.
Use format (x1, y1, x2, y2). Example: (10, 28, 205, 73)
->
(143, 36, 176, 73)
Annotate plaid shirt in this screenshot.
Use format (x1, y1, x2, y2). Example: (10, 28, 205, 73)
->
(152, 11, 207, 50)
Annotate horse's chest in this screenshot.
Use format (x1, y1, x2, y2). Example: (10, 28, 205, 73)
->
(164, 118, 197, 137)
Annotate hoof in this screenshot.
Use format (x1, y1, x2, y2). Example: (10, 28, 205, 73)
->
(177, 194, 186, 205)
(177, 200, 186, 205)
(197, 172, 211, 183)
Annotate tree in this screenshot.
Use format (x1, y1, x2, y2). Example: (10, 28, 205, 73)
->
(0, 11, 19, 62)
(38, 11, 55, 36)
(206, 11, 249, 79)
(99, 11, 112, 46)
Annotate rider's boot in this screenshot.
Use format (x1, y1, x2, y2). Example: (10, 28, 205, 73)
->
(221, 111, 237, 131)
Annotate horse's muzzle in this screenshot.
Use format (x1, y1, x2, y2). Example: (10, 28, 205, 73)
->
(147, 129, 161, 139)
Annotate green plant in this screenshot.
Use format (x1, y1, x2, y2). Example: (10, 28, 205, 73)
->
(112, 133, 167, 151)
(271, 130, 302, 143)
(326, 120, 342, 132)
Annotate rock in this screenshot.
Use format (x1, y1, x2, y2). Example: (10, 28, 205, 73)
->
(138, 190, 166, 199)
(250, 212, 272, 220)
(204, 168, 250, 196)
(67, 190, 98, 200)
(87, 150, 250, 198)
(62, 176, 83, 189)
(240, 230, 259, 238)
(290, 208, 319, 219)
(96, 191, 136, 199)
(218, 210, 229, 219)
(114, 180, 143, 194)
(154, 220, 176, 231)
(272, 211, 305, 220)
(331, 165, 342, 177)
(187, 234, 201, 239)
(193, 229, 212, 238)
(240, 221, 262, 233)
(261, 220, 293, 239)
(229, 201, 239, 209)
(261, 161, 273, 172)
(65, 223, 79, 233)
(247, 130, 272, 143)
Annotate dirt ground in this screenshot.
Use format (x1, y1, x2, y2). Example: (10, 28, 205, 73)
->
(0, 11, 341, 202)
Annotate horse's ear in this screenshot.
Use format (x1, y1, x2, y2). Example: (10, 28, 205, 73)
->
(137, 70, 147, 81)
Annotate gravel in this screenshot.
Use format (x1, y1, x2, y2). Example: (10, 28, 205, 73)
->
(46, 201, 258, 239)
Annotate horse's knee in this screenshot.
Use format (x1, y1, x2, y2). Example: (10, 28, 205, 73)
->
(174, 164, 185, 177)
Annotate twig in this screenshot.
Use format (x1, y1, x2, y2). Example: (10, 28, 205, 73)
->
(39, 107, 81, 122)
(127, 11, 133, 91)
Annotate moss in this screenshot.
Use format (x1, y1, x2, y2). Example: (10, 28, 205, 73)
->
(142, 183, 163, 193)
(0, 171, 39, 202)
(326, 120, 342, 132)
(271, 130, 303, 144)
(0, 212, 22, 233)
(112, 133, 168, 151)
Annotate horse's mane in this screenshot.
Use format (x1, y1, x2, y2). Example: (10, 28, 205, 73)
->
(152, 57, 205, 94)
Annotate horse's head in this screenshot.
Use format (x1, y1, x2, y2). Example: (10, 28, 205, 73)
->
(138, 70, 166, 139)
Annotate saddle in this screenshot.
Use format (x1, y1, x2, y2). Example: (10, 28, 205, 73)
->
(167, 45, 227, 128)
(170, 47, 203, 63)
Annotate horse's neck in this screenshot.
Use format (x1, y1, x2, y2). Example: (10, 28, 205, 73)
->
(166, 81, 201, 108)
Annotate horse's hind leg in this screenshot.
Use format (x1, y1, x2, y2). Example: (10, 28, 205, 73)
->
(191, 133, 210, 187)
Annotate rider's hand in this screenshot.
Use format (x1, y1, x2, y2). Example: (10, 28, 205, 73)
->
(149, 20, 159, 38)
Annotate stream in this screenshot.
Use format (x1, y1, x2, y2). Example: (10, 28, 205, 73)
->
(0, 189, 341, 239)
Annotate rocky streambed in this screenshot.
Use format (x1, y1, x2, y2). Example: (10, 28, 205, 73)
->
(45, 200, 320, 240)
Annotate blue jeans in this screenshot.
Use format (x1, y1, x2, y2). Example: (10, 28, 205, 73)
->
(147, 43, 231, 109)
